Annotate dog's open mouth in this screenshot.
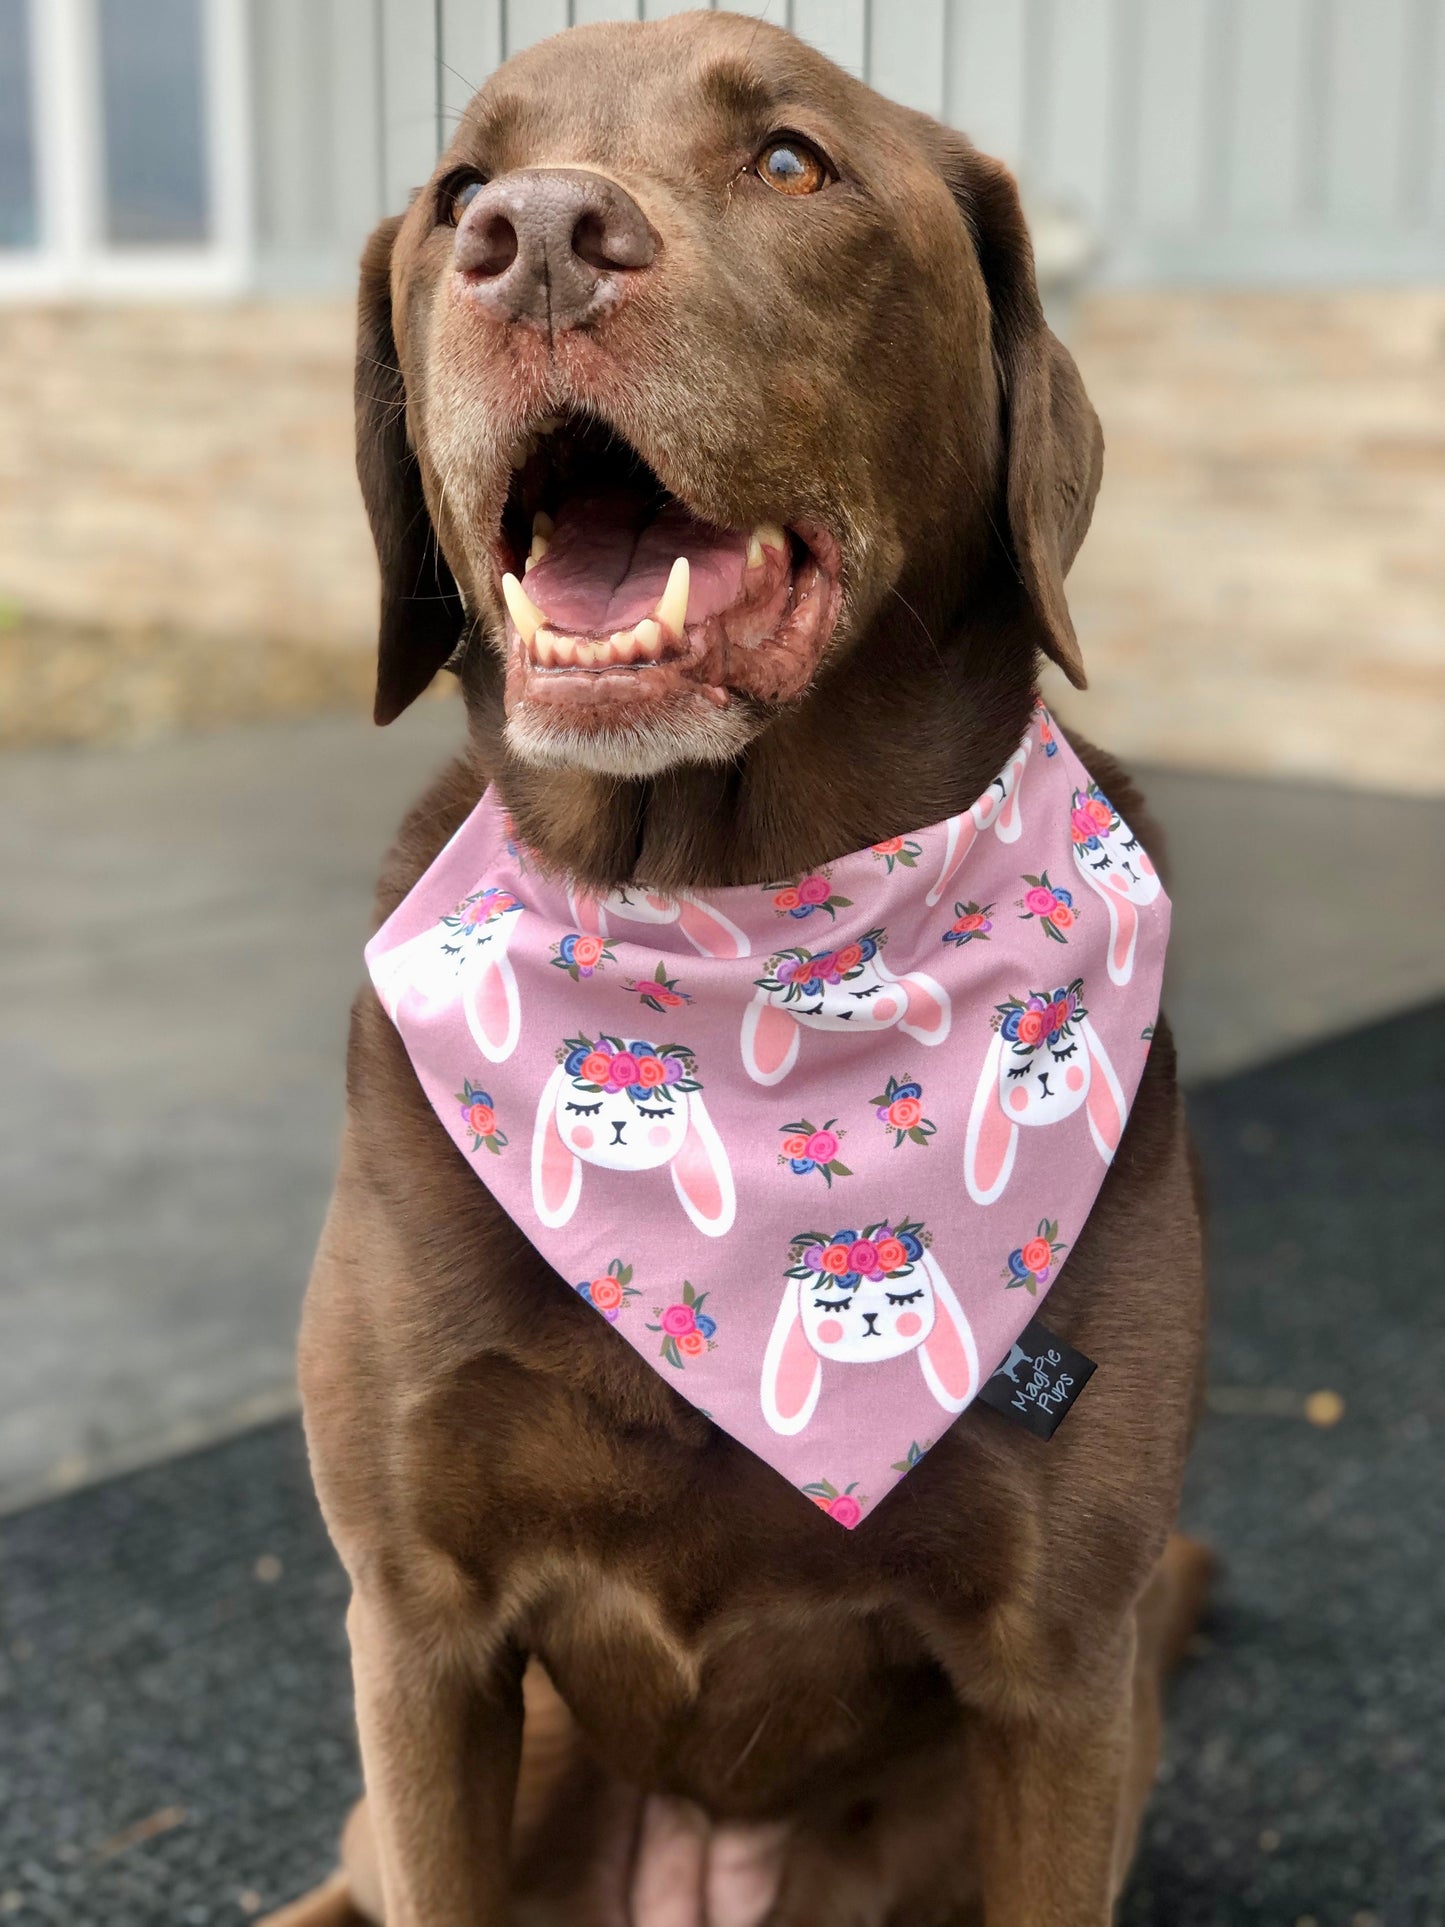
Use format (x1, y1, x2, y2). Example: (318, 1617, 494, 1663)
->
(493, 413, 840, 748)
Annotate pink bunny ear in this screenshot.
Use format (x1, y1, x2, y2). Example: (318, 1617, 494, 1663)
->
(918, 1259, 979, 1414)
(1101, 882, 1139, 986)
(530, 1067, 582, 1227)
(896, 971, 952, 1047)
(925, 811, 980, 908)
(741, 994, 800, 1086)
(671, 1094, 736, 1237)
(760, 1277, 822, 1435)
(1081, 1020, 1126, 1165)
(675, 895, 751, 959)
(568, 890, 608, 938)
(463, 948, 521, 1063)
(964, 1033, 1017, 1205)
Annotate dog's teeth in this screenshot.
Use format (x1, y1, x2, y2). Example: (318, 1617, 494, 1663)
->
(576, 639, 600, 667)
(550, 635, 577, 667)
(747, 522, 786, 569)
(656, 555, 690, 638)
(525, 512, 555, 572)
(533, 415, 561, 436)
(631, 618, 663, 660)
(603, 629, 633, 664)
(506, 434, 534, 471)
(533, 629, 557, 667)
(501, 572, 544, 647)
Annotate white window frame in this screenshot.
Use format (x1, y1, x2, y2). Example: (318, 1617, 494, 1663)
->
(0, 0, 251, 299)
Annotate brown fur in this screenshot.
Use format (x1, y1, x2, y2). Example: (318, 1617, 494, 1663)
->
(279, 15, 1207, 1924)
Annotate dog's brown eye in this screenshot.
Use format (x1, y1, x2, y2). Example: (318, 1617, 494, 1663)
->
(755, 137, 831, 197)
(438, 170, 487, 225)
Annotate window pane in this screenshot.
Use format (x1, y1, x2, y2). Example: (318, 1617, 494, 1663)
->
(98, 0, 210, 246)
(0, 0, 39, 249)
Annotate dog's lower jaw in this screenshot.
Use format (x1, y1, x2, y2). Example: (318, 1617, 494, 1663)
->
(504, 694, 758, 777)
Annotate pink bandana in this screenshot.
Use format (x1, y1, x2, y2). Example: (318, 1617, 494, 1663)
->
(366, 705, 1168, 1529)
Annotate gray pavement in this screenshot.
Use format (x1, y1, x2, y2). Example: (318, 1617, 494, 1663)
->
(2, 703, 1443, 1508)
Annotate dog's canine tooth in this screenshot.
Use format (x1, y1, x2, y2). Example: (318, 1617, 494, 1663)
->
(502, 572, 545, 647)
(631, 618, 663, 660)
(747, 522, 786, 569)
(656, 555, 690, 638)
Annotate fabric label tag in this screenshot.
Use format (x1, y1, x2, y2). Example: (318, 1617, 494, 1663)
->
(977, 1319, 1096, 1437)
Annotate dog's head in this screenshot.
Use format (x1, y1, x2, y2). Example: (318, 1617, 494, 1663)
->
(358, 12, 1100, 782)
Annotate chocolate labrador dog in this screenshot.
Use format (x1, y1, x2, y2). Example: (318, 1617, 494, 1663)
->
(274, 13, 1207, 1926)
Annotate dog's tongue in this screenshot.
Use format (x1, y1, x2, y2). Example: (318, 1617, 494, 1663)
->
(524, 484, 750, 636)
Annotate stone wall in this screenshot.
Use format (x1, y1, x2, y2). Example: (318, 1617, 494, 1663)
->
(1, 290, 1441, 790)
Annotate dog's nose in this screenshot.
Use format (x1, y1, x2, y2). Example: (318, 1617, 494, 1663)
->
(454, 168, 656, 330)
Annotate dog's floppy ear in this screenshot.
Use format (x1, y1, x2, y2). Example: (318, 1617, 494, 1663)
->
(357, 216, 465, 725)
(938, 140, 1102, 690)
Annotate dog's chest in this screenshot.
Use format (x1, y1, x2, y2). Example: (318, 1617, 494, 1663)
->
(514, 1550, 968, 1809)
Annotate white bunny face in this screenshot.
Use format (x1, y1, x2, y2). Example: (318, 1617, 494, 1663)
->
(569, 884, 751, 959)
(370, 885, 524, 1062)
(924, 733, 1034, 907)
(1069, 783, 1162, 986)
(799, 1262, 937, 1364)
(761, 1236, 978, 1435)
(964, 983, 1126, 1205)
(990, 987, 1093, 1127)
(553, 1071, 690, 1172)
(531, 1034, 735, 1235)
(742, 930, 951, 1085)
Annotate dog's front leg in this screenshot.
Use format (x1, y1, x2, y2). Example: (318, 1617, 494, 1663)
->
(966, 1652, 1136, 1927)
(348, 1590, 524, 1926)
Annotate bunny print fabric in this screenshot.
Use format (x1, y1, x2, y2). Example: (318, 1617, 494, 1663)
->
(366, 705, 1169, 1530)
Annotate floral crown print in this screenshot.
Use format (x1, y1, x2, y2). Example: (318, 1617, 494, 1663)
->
(558, 1032, 701, 1101)
(754, 929, 885, 1002)
(439, 884, 519, 949)
(786, 1219, 930, 1294)
(992, 979, 1087, 1053)
(1069, 784, 1119, 853)
(769, 871, 853, 920)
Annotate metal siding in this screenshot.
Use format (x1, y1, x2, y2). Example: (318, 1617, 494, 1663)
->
(867, 0, 946, 117)
(788, 0, 865, 78)
(947, 0, 1028, 168)
(505, 0, 569, 56)
(1129, 0, 1211, 229)
(439, 0, 504, 123)
(570, 1, 643, 24)
(379, 0, 439, 212)
(1322, 0, 1411, 222)
(247, 0, 1445, 287)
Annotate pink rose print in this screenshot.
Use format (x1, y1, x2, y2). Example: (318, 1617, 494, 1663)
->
(801, 1479, 865, 1529)
(1016, 871, 1078, 944)
(769, 871, 853, 921)
(871, 1075, 937, 1147)
(575, 1258, 640, 1324)
(779, 1118, 851, 1187)
(454, 1080, 506, 1155)
(1003, 1219, 1068, 1295)
(647, 1282, 717, 1369)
